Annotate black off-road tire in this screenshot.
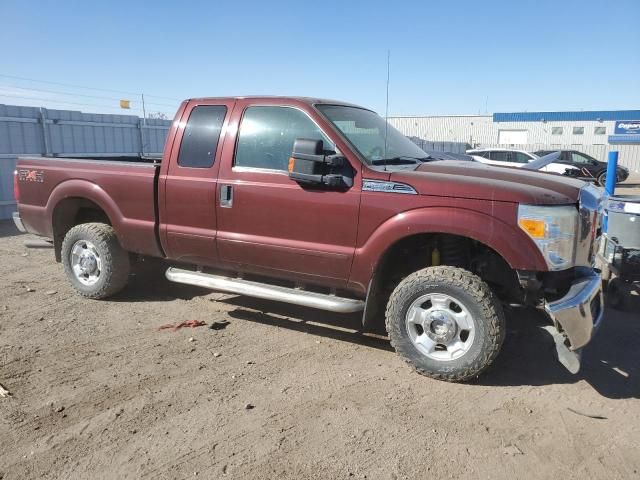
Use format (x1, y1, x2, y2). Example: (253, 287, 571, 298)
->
(61, 223, 130, 299)
(385, 266, 505, 382)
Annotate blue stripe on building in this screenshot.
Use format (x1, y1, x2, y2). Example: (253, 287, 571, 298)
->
(608, 135, 640, 144)
(494, 111, 640, 122)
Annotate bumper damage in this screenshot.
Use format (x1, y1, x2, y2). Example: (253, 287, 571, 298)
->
(543, 269, 604, 373)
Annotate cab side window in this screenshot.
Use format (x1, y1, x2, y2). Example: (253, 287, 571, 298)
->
(178, 105, 227, 168)
(234, 106, 333, 171)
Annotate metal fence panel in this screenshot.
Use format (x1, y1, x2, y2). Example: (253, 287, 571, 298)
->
(408, 137, 471, 154)
(0, 156, 17, 220)
(0, 103, 171, 219)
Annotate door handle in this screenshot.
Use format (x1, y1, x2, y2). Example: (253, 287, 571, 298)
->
(220, 184, 233, 208)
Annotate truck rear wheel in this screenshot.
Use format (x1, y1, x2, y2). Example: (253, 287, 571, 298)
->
(385, 266, 505, 382)
(61, 223, 130, 299)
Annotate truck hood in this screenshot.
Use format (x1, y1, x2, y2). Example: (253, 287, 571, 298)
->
(389, 161, 585, 204)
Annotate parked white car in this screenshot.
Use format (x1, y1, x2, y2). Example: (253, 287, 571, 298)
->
(466, 148, 567, 174)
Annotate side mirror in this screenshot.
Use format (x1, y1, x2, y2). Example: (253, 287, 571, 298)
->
(291, 138, 325, 161)
(288, 139, 350, 187)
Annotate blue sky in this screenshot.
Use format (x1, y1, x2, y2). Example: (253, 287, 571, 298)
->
(1, 0, 638, 117)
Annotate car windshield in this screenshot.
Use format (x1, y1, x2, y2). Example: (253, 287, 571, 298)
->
(316, 104, 429, 165)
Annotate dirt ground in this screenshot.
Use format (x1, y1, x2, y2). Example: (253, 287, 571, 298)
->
(0, 219, 639, 480)
(616, 177, 640, 197)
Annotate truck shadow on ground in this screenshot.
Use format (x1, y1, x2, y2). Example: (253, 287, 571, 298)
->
(111, 267, 639, 399)
(476, 305, 640, 399)
(111, 263, 212, 302)
(224, 297, 639, 400)
(225, 297, 393, 353)
(0, 221, 25, 239)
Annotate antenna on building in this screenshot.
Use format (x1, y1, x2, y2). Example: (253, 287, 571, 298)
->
(383, 49, 391, 171)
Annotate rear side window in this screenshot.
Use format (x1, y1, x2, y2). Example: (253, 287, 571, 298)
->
(512, 152, 531, 164)
(234, 106, 332, 171)
(570, 152, 594, 164)
(490, 151, 512, 162)
(178, 105, 227, 168)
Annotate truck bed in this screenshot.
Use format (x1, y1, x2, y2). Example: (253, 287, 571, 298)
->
(42, 154, 162, 164)
(16, 155, 162, 257)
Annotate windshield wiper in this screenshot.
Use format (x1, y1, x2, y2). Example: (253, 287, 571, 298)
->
(371, 155, 432, 165)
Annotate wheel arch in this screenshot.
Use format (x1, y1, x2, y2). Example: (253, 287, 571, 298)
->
(48, 180, 121, 261)
(351, 207, 546, 289)
(355, 207, 546, 330)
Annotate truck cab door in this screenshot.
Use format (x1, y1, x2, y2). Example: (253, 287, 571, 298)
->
(160, 100, 235, 265)
(215, 100, 361, 288)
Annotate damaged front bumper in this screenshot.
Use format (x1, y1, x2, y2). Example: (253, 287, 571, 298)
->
(542, 268, 604, 373)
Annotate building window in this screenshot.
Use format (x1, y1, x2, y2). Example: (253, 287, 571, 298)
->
(594, 126, 606, 135)
(572, 126, 584, 135)
(551, 127, 563, 135)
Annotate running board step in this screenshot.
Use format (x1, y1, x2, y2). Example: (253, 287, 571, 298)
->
(165, 267, 365, 313)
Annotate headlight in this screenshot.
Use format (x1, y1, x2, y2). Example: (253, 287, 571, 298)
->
(518, 204, 578, 271)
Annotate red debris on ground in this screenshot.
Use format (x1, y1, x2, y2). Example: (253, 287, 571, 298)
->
(158, 320, 206, 331)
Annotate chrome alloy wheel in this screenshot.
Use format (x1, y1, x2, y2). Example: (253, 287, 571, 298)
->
(70, 240, 102, 286)
(405, 293, 476, 361)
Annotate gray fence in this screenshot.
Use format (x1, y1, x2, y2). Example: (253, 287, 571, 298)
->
(408, 137, 470, 154)
(0, 104, 171, 219)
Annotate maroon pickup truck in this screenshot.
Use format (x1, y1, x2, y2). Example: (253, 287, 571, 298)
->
(13, 96, 604, 381)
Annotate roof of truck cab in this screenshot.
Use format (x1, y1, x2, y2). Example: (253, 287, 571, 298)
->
(185, 96, 369, 109)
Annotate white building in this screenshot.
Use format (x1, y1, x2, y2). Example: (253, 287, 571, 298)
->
(389, 110, 640, 171)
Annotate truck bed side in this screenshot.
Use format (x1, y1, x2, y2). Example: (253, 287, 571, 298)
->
(16, 156, 163, 258)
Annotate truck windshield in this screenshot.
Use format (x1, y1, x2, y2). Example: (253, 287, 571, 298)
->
(316, 104, 429, 165)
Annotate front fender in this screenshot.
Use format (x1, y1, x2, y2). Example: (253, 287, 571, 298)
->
(349, 206, 547, 292)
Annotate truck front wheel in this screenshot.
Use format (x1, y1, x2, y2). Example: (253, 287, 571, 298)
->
(61, 223, 130, 299)
(385, 266, 505, 382)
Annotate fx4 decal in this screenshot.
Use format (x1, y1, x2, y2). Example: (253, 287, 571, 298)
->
(18, 169, 44, 183)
